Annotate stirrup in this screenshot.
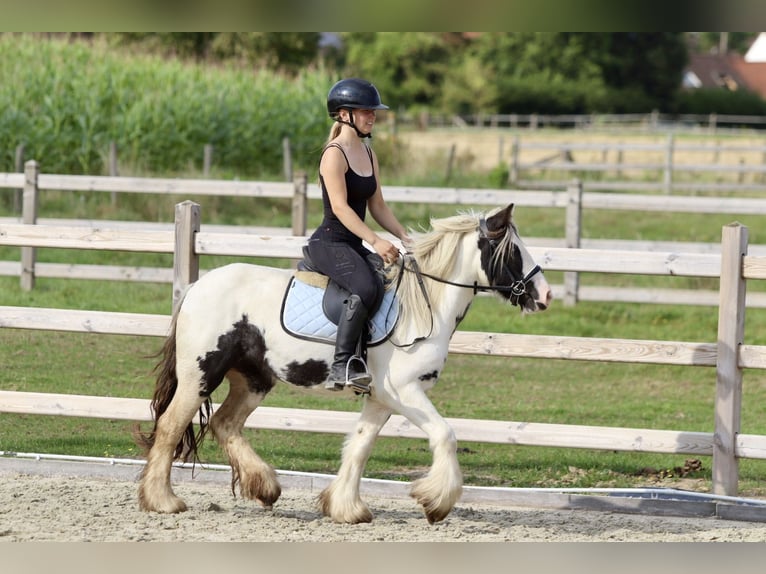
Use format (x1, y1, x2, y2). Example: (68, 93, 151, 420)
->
(325, 357, 372, 394)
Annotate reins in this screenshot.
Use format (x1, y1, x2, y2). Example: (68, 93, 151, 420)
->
(404, 260, 542, 297)
(388, 216, 542, 346)
(388, 256, 434, 348)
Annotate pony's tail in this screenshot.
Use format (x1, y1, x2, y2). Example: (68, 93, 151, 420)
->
(133, 300, 212, 463)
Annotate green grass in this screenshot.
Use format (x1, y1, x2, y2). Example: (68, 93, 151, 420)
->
(3, 280, 766, 496)
(4, 174, 766, 498)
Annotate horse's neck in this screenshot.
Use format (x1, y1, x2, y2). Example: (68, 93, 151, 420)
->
(425, 248, 481, 335)
(435, 283, 476, 336)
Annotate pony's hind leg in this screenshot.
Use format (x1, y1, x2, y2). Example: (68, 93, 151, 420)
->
(319, 399, 393, 523)
(138, 388, 206, 513)
(210, 372, 281, 509)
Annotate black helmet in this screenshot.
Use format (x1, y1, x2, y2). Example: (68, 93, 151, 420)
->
(327, 78, 389, 118)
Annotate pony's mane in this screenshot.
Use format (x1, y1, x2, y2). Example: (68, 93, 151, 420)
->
(386, 211, 488, 340)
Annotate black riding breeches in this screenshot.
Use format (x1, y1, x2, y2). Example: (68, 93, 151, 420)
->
(305, 239, 384, 313)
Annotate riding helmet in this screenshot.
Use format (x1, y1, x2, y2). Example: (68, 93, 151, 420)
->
(326, 78, 389, 118)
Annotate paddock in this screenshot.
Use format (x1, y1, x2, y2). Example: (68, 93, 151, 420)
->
(3, 195, 766, 505)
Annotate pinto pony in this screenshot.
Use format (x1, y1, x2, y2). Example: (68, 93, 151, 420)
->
(135, 204, 552, 524)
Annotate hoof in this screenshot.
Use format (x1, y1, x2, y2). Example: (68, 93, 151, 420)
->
(318, 488, 373, 524)
(138, 488, 188, 514)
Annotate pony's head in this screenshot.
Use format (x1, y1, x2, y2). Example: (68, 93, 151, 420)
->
(478, 204, 552, 313)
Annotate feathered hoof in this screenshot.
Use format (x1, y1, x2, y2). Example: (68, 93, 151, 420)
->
(236, 465, 282, 509)
(410, 477, 460, 524)
(138, 485, 188, 514)
(318, 486, 373, 524)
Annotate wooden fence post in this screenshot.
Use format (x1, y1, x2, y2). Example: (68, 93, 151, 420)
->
(13, 144, 24, 215)
(173, 201, 200, 313)
(445, 143, 456, 184)
(282, 137, 293, 182)
(109, 141, 118, 207)
(650, 109, 659, 129)
(664, 133, 674, 194)
(713, 222, 748, 496)
(291, 170, 307, 236)
(20, 160, 39, 291)
(616, 148, 624, 179)
(563, 179, 582, 307)
(203, 144, 213, 178)
(507, 134, 520, 186)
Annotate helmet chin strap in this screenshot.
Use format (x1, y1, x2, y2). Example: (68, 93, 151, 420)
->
(336, 110, 371, 139)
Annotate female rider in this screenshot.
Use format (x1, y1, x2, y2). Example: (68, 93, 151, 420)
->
(305, 78, 412, 393)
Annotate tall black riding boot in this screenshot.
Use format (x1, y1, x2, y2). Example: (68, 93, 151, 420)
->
(325, 294, 372, 393)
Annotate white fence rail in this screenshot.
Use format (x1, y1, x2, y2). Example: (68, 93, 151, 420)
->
(4, 162, 766, 308)
(2, 201, 766, 498)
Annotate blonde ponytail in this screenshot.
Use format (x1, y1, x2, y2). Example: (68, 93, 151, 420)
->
(325, 122, 342, 146)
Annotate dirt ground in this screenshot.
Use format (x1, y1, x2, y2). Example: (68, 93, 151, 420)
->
(2, 457, 766, 543)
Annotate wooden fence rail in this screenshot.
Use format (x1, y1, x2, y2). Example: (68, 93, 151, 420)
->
(400, 110, 766, 131)
(4, 161, 766, 308)
(2, 201, 766, 498)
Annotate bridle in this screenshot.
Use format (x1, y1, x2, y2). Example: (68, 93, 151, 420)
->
(400, 217, 542, 305)
(388, 217, 542, 348)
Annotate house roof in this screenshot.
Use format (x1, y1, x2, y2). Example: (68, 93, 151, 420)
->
(745, 32, 766, 62)
(729, 56, 766, 98)
(683, 50, 766, 99)
(683, 34, 766, 99)
(684, 53, 748, 90)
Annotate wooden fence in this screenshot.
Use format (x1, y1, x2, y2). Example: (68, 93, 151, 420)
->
(4, 161, 766, 308)
(507, 133, 766, 193)
(2, 200, 766, 498)
(400, 110, 766, 132)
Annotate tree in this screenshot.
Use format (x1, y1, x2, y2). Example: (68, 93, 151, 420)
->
(341, 32, 459, 110)
(210, 33, 321, 73)
(695, 32, 758, 55)
(583, 33, 688, 106)
(462, 32, 687, 114)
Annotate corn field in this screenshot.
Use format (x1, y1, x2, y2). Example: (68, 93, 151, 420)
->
(0, 34, 331, 177)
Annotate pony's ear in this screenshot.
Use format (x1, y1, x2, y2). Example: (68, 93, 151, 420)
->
(487, 203, 514, 233)
(504, 203, 515, 221)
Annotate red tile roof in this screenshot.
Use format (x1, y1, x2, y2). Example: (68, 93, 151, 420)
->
(685, 52, 766, 98)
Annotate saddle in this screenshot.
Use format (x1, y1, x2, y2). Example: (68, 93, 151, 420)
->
(279, 247, 399, 346)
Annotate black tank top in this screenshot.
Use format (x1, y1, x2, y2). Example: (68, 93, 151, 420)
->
(311, 143, 377, 246)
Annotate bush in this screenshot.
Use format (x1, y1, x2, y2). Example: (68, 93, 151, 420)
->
(674, 87, 766, 116)
(494, 75, 658, 115)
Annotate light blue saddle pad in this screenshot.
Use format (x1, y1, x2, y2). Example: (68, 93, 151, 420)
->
(280, 274, 399, 346)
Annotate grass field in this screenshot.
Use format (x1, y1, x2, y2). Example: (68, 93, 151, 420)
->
(4, 130, 766, 497)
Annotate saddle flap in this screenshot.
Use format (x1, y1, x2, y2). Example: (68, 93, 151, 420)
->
(322, 281, 347, 325)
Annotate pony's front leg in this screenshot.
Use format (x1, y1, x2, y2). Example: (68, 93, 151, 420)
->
(319, 400, 392, 523)
(391, 386, 463, 524)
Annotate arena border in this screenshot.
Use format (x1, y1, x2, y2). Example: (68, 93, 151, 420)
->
(3, 452, 766, 524)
